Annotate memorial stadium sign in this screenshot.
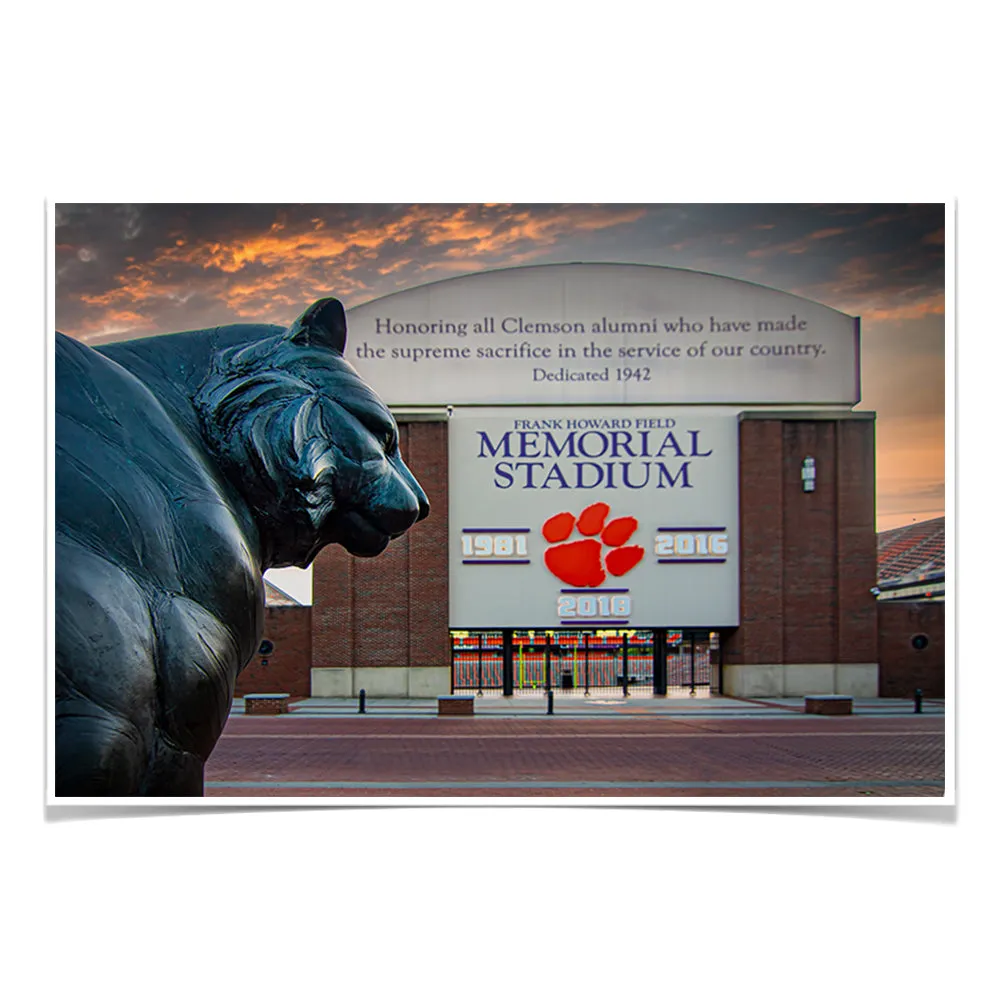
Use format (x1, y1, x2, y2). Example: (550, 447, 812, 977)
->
(449, 407, 740, 629)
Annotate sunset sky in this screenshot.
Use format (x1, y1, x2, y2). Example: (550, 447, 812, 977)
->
(53, 202, 946, 546)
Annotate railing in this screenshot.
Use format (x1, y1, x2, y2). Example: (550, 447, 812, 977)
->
(451, 630, 504, 692)
(452, 629, 718, 695)
(666, 641, 716, 694)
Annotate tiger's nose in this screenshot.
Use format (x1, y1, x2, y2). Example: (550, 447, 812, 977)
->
(414, 485, 430, 523)
(371, 468, 429, 536)
(396, 457, 429, 523)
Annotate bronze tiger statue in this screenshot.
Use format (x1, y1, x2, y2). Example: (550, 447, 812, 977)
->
(55, 297, 428, 795)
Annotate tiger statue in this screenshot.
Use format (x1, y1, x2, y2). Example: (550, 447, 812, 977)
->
(55, 297, 428, 795)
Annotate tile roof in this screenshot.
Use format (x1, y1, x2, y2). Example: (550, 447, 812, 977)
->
(264, 579, 302, 607)
(877, 516, 945, 585)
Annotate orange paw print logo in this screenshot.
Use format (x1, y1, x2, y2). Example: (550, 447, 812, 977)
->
(542, 502, 645, 587)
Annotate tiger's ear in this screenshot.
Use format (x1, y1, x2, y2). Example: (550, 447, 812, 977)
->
(285, 297, 348, 353)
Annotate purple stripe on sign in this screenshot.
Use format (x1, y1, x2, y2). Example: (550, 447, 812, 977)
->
(560, 588, 630, 594)
(561, 620, 630, 626)
(462, 559, 531, 565)
(657, 558, 727, 564)
(657, 527, 728, 532)
(461, 528, 531, 533)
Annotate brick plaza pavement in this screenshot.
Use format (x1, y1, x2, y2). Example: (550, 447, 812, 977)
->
(204, 697, 946, 797)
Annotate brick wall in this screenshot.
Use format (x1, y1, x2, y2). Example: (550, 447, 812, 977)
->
(314, 413, 880, 676)
(312, 419, 450, 669)
(724, 414, 878, 666)
(236, 605, 312, 697)
(877, 601, 945, 697)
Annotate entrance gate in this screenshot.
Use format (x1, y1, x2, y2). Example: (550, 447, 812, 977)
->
(451, 629, 720, 696)
(665, 632, 717, 696)
(451, 631, 503, 691)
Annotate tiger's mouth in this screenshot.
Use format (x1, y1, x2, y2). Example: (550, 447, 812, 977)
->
(291, 472, 427, 566)
(337, 509, 396, 558)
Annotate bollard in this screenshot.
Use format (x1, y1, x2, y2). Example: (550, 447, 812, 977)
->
(359, 688, 367, 714)
(547, 689, 554, 715)
(914, 688, 923, 714)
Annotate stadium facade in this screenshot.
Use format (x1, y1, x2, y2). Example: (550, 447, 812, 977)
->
(249, 262, 905, 701)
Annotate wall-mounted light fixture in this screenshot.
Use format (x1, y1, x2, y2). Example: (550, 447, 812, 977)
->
(801, 456, 816, 492)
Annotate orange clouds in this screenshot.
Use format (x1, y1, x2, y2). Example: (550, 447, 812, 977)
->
(376, 257, 414, 276)
(790, 254, 946, 323)
(745, 225, 849, 259)
(61, 204, 651, 337)
(746, 239, 806, 258)
(807, 227, 847, 241)
(75, 309, 157, 344)
(420, 206, 507, 246)
(79, 258, 187, 308)
(420, 204, 648, 256)
(862, 295, 945, 323)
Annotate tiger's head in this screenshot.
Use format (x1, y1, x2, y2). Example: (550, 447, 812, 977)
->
(194, 297, 429, 568)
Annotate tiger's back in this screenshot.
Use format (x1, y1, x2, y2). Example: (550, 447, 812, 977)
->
(55, 298, 428, 796)
(56, 332, 263, 794)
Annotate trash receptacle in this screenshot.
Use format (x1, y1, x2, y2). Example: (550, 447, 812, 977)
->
(561, 670, 574, 690)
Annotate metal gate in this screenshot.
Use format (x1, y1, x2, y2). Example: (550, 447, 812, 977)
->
(512, 632, 549, 692)
(664, 631, 719, 696)
(451, 631, 504, 692)
(549, 631, 655, 695)
(452, 628, 710, 695)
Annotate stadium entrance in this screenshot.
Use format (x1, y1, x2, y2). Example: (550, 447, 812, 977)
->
(451, 629, 721, 697)
(304, 264, 878, 703)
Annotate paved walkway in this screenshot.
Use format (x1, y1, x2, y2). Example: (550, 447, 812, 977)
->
(209, 695, 947, 798)
(231, 693, 945, 719)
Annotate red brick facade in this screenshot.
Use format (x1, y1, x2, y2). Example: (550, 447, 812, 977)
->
(235, 605, 313, 697)
(723, 413, 878, 666)
(877, 601, 945, 697)
(308, 412, 885, 686)
(311, 419, 450, 669)
(253, 412, 950, 700)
